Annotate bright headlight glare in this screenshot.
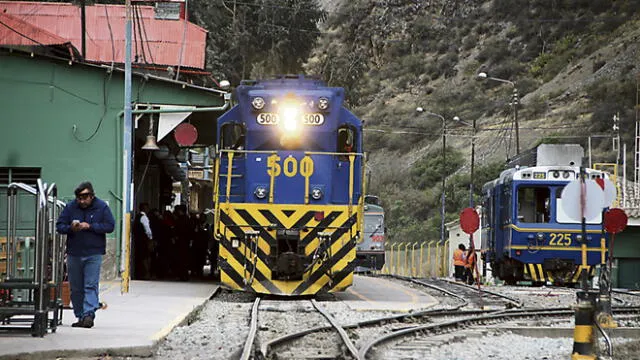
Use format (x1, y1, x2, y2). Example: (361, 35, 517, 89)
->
(281, 105, 299, 132)
(251, 97, 265, 110)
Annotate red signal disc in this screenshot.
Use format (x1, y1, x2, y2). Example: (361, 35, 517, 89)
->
(460, 207, 480, 234)
(174, 123, 198, 146)
(604, 208, 628, 234)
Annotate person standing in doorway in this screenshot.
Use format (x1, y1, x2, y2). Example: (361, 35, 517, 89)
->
(56, 181, 115, 328)
(133, 203, 153, 279)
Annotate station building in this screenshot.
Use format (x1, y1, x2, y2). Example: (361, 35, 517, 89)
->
(0, 1, 226, 280)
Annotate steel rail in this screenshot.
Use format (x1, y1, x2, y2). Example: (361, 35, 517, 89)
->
(436, 277, 524, 308)
(359, 308, 574, 359)
(239, 297, 261, 360)
(259, 305, 492, 357)
(359, 306, 640, 359)
(311, 299, 360, 359)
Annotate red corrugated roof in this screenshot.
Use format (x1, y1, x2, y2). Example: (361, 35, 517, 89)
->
(0, 1, 206, 69)
(0, 12, 68, 46)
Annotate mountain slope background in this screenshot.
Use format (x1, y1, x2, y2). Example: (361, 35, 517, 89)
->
(187, 0, 640, 244)
(47, 0, 639, 244)
(297, 0, 640, 243)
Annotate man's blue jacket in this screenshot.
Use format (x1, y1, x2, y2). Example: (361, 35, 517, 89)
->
(56, 197, 115, 256)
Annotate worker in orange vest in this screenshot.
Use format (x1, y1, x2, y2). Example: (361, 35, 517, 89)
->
(465, 247, 477, 285)
(453, 244, 466, 281)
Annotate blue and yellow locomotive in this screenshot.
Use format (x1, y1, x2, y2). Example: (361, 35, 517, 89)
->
(482, 161, 609, 285)
(213, 75, 364, 296)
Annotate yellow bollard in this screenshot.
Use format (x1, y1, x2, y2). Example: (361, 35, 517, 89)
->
(443, 240, 450, 277)
(396, 242, 403, 275)
(403, 243, 411, 276)
(435, 242, 441, 278)
(389, 243, 396, 275)
(411, 242, 418, 277)
(419, 242, 425, 278)
(427, 240, 435, 277)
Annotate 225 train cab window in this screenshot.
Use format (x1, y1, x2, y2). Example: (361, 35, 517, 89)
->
(517, 186, 550, 223)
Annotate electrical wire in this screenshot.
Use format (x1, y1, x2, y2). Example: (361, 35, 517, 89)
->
(135, 151, 153, 198)
(0, 18, 46, 46)
(136, 3, 156, 65)
(72, 70, 113, 142)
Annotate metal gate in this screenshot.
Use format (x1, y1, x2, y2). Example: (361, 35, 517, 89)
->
(0, 180, 66, 336)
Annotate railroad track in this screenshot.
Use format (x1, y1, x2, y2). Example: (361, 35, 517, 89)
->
(239, 297, 359, 359)
(220, 283, 639, 359)
(386, 275, 523, 309)
(359, 306, 640, 359)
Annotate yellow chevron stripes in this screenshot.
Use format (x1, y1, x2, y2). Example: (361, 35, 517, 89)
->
(215, 202, 361, 296)
(523, 263, 593, 284)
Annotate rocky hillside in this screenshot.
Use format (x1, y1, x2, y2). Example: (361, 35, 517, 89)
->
(303, 0, 640, 243)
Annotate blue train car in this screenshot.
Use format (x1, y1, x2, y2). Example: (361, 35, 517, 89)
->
(482, 165, 609, 285)
(213, 75, 364, 296)
(355, 196, 385, 272)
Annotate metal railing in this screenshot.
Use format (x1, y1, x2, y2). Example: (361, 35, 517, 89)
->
(385, 240, 450, 278)
(1, 180, 66, 336)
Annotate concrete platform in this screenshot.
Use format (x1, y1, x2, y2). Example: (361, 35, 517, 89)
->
(0, 280, 218, 360)
(336, 275, 438, 312)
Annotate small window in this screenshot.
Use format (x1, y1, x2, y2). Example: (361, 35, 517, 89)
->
(220, 124, 245, 150)
(337, 126, 355, 161)
(517, 186, 550, 223)
(0, 167, 41, 187)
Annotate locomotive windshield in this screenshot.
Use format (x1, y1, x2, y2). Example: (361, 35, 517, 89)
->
(364, 214, 384, 234)
(516, 186, 550, 223)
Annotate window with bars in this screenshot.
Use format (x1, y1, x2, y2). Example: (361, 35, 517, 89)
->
(0, 168, 41, 187)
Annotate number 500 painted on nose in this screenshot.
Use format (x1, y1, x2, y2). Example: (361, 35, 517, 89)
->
(267, 155, 314, 178)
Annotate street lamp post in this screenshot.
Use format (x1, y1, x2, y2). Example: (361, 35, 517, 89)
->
(478, 72, 519, 155)
(415, 108, 450, 246)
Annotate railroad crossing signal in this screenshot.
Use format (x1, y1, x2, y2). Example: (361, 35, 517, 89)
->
(603, 208, 628, 234)
(459, 207, 479, 235)
(559, 178, 616, 222)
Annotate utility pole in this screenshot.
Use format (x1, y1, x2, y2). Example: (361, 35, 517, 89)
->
(512, 88, 520, 155)
(121, 0, 133, 293)
(469, 117, 476, 207)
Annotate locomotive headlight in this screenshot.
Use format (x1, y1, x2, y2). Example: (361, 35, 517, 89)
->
(280, 104, 300, 132)
(576, 234, 584, 242)
(311, 187, 323, 200)
(563, 171, 572, 179)
(552, 171, 560, 179)
(251, 96, 265, 110)
(536, 232, 545, 241)
(254, 185, 267, 199)
(318, 97, 330, 110)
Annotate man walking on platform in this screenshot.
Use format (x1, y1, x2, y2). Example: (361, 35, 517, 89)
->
(56, 181, 115, 328)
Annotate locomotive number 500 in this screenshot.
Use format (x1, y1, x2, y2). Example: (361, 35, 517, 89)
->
(267, 155, 314, 178)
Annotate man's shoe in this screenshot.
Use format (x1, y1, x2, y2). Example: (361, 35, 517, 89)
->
(81, 316, 94, 328)
(71, 319, 83, 327)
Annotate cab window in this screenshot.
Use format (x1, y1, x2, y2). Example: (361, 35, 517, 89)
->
(517, 186, 550, 223)
(220, 123, 245, 150)
(337, 126, 355, 160)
